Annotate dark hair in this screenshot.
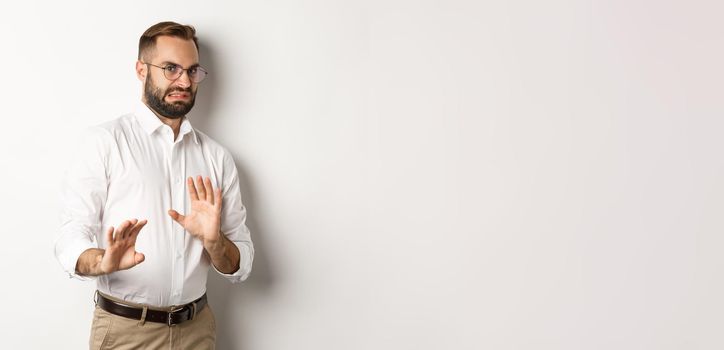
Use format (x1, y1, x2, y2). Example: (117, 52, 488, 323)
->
(138, 21, 198, 61)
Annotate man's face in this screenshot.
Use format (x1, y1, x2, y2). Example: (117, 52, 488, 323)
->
(141, 36, 200, 119)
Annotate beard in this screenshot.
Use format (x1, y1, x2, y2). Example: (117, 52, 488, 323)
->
(144, 75, 196, 119)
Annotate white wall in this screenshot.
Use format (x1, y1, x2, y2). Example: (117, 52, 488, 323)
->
(1, 0, 722, 348)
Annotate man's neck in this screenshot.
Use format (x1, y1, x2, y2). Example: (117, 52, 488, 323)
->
(143, 101, 184, 140)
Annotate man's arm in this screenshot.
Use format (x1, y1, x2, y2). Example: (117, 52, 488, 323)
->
(55, 127, 110, 280)
(205, 232, 241, 274)
(75, 248, 105, 276)
(168, 176, 241, 274)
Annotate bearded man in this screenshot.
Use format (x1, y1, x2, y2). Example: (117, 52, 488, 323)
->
(54, 21, 254, 350)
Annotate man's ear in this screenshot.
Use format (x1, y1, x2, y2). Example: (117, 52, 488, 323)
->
(135, 60, 147, 81)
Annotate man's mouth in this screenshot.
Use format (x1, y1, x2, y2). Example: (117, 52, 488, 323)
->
(167, 91, 190, 100)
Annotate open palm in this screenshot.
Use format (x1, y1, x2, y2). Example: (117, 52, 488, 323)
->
(168, 176, 222, 245)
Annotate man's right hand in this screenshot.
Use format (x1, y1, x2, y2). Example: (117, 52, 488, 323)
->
(75, 219, 148, 276)
(98, 219, 147, 274)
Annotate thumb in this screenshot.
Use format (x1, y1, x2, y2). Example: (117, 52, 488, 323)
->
(168, 209, 185, 226)
(134, 252, 145, 265)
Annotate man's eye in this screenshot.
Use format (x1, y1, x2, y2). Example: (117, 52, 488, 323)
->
(189, 67, 198, 75)
(164, 65, 180, 73)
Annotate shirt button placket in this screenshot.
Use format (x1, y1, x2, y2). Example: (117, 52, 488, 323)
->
(170, 141, 186, 304)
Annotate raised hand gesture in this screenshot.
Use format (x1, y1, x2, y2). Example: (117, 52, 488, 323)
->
(98, 219, 147, 274)
(168, 176, 223, 247)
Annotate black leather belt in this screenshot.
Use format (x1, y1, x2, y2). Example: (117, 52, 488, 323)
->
(96, 292, 207, 326)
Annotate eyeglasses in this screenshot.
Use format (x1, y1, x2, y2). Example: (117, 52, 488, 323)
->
(143, 62, 208, 83)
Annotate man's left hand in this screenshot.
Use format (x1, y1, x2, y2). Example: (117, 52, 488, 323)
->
(168, 176, 223, 249)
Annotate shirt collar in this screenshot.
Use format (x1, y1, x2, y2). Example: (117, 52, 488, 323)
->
(135, 101, 200, 144)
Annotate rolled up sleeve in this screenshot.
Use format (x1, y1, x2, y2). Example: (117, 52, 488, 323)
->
(54, 127, 110, 281)
(213, 151, 254, 283)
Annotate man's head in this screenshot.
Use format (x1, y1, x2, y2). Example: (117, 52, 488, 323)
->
(136, 21, 206, 119)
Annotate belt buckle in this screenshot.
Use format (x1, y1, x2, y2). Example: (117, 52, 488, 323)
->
(167, 306, 185, 327)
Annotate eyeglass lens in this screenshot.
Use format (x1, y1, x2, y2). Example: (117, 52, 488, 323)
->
(163, 65, 208, 83)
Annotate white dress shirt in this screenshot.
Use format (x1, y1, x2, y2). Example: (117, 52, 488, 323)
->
(55, 102, 254, 307)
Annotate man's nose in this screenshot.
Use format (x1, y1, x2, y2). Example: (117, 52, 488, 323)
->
(175, 70, 192, 88)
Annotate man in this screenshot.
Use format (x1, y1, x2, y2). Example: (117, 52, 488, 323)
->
(54, 21, 254, 349)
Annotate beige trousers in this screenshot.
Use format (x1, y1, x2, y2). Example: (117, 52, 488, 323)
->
(89, 293, 216, 350)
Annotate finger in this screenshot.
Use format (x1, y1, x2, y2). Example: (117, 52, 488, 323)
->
(134, 252, 145, 265)
(116, 220, 132, 240)
(214, 188, 222, 210)
(123, 219, 139, 240)
(134, 218, 147, 228)
(122, 219, 139, 240)
(128, 219, 148, 240)
(105, 226, 114, 245)
(203, 177, 214, 203)
(168, 209, 186, 226)
(196, 176, 207, 201)
(188, 177, 199, 201)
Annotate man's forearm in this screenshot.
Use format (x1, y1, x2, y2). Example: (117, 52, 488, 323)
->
(75, 248, 105, 276)
(206, 234, 240, 274)
(77, 235, 240, 275)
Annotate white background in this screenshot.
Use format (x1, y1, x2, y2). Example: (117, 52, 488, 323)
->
(1, 0, 722, 349)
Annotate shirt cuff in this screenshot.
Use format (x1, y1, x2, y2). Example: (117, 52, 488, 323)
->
(55, 240, 98, 282)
